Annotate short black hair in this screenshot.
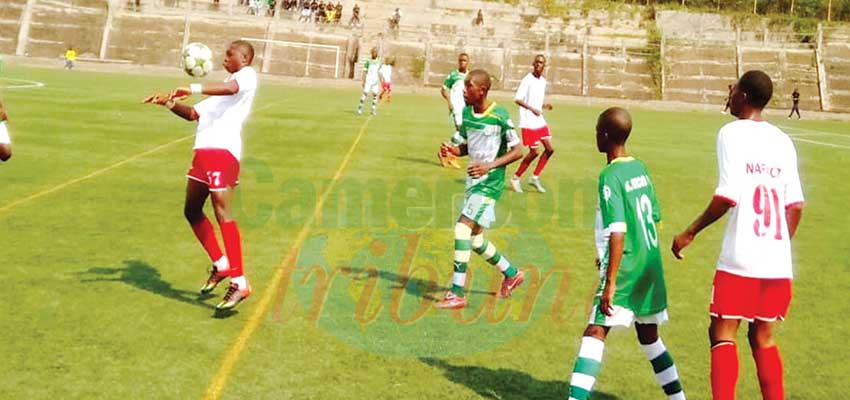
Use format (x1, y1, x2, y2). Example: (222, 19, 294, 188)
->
(466, 69, 491, 91)
(738, 70, 773, 109)
(598, 107, 632, 144)
(458, 53, 469, 59)
(231, 40, 255, 64)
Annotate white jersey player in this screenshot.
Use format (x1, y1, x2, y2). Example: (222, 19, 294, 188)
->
(672, 70, 804, 400)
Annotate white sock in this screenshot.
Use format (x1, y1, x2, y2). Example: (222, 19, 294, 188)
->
(214, 256, 230, 271)
(231, 275, 248, 289)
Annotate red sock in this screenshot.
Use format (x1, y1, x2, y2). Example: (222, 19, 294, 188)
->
(533, 151, 552, 177)
(753, 346, 784, 400)
(220, 221, 243, 278)
(190, 217, 223, 262)
(711, 342, 739, 400)
(514, 154, 535, 178)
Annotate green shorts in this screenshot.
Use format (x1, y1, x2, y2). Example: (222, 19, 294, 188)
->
(461, 193, 496, 228)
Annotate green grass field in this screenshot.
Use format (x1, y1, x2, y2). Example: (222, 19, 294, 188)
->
(1, 65, 849, 399)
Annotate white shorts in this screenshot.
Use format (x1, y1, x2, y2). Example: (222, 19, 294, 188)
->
(450, 101, 465, 128)
(0, 121, 10, 144)
(363, 80, 380, 95)
(460, 193, 496, 228)
(588, 305, 669, 328)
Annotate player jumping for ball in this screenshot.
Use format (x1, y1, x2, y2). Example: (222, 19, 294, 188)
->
(566, 107, 686, 400)
(672, 70, 804, 400)
(143, 40, 258, 311)
(510, 54, 554, 193)
(436, 69, 525, 310)
(356, 47, 381, 116)
(437, 53, 469, 169)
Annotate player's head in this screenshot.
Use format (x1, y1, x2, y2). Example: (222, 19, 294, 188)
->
(224, 40, 254, 73)
(458, 53, 469, 72)
(532, 54, 546, 76)
(596, 107, 632, 153)
(730, 70, 772, 117)
(371, 47, 378, 59)
(463, 69, 491, 106)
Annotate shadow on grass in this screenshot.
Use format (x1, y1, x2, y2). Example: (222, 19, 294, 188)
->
(79, 260, 238, 318)
(340, 267, 496, 301)
(420, 358, 619, 400)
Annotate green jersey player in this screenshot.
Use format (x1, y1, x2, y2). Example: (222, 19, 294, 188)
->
(566, 108, 685, 400)
(357, 47, 381, 116)
(436, 69, 524, 310)
(437, 53, 469, 169)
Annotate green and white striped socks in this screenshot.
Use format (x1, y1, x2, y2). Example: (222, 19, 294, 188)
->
(568, 336, 605, 400)
(471, 234, 518, 278)
(451, 223, 472, 297)
(641, 338, 686, 400)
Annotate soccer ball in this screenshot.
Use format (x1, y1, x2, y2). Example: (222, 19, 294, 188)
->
(181, 42, 214, 78)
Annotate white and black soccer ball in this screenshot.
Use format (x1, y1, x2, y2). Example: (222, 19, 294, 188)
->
(181, 42, 214, 78)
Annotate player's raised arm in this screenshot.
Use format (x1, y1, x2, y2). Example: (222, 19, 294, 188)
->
(171, 81, 240, 100)
(143, 93, 200, 121)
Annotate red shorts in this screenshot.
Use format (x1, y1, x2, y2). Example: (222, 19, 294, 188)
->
(186, 148, 240, 191)
(521, 126, 551, 148)
(382, 82, 392, 92)
(710, 270, 792, 322)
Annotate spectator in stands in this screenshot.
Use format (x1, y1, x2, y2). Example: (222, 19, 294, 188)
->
(388, 8, 402, 31)
(326, 2, 336, 23)
(310, 0, 319, 22)
(299, 1, 311, 22)
(349, 3, 361, 27)
(64, 46, 76, 70)
(474, 9, 484, 26)
(266, 0, 276, 16)
(334, 2, 343, 23)
(315, 2, 327, 23)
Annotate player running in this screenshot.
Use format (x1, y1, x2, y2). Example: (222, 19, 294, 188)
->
(436, 69, 525, 310)
(356, 47, 381, 116)
(437, 53, 469, 169)
(0, 94, 13, 161)
(672, 70, 804, 400)
(567, 107, 686, 400)
(143, 40, 258, 311)
(378, 58, 394, 103)
(510, 54, 554, 193)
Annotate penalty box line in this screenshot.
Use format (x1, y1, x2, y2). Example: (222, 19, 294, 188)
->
(202, 115, 373, 400)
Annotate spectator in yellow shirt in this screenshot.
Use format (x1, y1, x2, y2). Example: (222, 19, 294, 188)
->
(64, 47, 76, 70)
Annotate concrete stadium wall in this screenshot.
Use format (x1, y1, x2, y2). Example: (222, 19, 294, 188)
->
(6, 1, 850, 113)
(27, 0, 106, 58)
(664, 42, 737, 104)
(0, 0, 26, 55)
(823, 29, 850, 112)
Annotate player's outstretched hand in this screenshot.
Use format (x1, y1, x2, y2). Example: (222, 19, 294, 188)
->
(440, 142, 460, 157)
(671, 231, 694, 260)
(467, 161, 491, 179)
(543, 103, 553, 111)
(599, 284, 615, 316)
(170, 87, 192, 101)
(142, 93, 169, 105)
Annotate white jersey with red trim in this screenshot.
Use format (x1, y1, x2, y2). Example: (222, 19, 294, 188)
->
(514, 73, 548, 129)
(713, 119, 804, 279)
(192, 66, 258, 160)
